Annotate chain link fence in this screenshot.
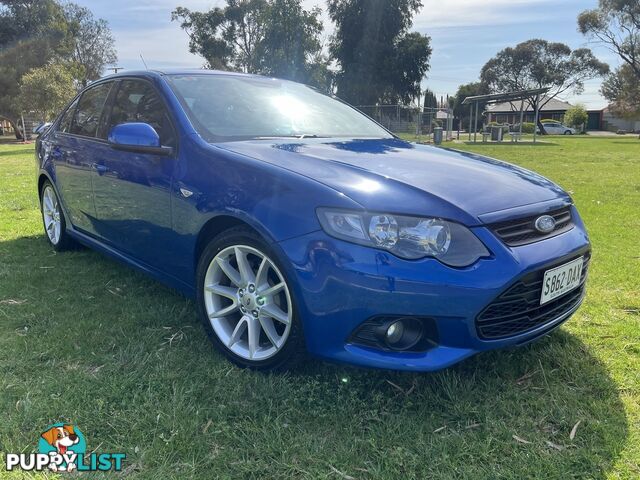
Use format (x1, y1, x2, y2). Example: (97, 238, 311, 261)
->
(354, 105, 454, 142)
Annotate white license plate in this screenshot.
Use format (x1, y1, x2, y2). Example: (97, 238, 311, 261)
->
(540, 257, 584, 305)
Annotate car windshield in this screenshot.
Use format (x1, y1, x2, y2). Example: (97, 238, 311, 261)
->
(166, 74, 393, 142)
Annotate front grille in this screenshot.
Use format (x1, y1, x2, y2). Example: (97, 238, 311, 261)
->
(476, 253, 590, 340)
(490, 207, 574, 246)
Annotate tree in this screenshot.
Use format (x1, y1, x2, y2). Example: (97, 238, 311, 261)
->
(0, 0, 73, 138)
(423, 88, 437, 109)
(480, 39, 609, 134)
(255, 0, 327, 85)
(172, 0, 329, 87)
(327, 0, 432, 105)
(172, 0, 267, 71)
(578, 1, 639, 78)
(563, 104, 588, 131)
(601, 63, 640, 118)
(578, 1, 640, 119)
(452, 82, 489, 130)
(0, 1, 116, 138)
(17, 63, 76, 120)
(63, 3, 117, 86)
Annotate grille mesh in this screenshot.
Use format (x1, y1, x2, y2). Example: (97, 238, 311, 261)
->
(490, 207, 574, 246)
(476, 254, 590, 340)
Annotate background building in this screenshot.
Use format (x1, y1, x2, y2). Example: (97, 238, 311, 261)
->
(485, 97, 606, 130)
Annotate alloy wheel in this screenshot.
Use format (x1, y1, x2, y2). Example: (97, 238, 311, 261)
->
(203, 245, 293, 361)
(42, 185, 61, 245)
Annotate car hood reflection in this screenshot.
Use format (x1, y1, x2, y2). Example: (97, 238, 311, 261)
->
(216, 137, 570, 220)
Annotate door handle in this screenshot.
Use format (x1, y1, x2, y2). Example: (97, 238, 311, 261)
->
(92, 163, 108, 175)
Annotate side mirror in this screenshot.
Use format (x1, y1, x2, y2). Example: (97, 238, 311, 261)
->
(108, 123, 173, 156)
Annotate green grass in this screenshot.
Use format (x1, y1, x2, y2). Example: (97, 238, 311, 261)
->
(0, 135, 638, 479)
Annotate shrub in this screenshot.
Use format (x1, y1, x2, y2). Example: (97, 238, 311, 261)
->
(512, 122, 536, 133)
(564, 104, 589, 131)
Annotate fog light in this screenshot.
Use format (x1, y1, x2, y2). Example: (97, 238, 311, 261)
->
(382, 317, 424, 350)
(386, 321, 404, 344)
(350, 316, 438, 352)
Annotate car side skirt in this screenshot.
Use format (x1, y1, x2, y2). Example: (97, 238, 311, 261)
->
(67, 228, 195, 298)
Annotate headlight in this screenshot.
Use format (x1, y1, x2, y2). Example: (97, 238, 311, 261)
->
(317, 208, 490, 267)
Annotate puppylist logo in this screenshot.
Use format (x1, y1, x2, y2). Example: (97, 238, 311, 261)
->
(5, 423, 126, 473)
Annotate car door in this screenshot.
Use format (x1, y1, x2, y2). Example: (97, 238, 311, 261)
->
(49, 82, 114, 234)
(545, 122, 561, 134)
(91, 78, 179, 270)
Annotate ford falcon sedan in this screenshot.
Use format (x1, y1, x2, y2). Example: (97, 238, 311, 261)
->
(35, 69, 590, 371)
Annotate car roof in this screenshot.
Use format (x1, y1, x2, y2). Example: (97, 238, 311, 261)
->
(98, 68, 267, 82)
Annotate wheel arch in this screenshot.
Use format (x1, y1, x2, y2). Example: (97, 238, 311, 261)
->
(37, 171, 73, 228)
(37, 172, 51, 199)
(193, 213, 274, 271)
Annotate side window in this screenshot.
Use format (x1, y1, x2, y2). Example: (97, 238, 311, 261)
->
(58, 98, 79, 133)
(106, 80, 176, 147)
(70, 83, 112, 138)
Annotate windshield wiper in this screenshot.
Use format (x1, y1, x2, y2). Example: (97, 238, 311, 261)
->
(254, 134, 328, 140)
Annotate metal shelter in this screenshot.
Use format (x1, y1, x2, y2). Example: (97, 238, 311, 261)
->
(462, 87, 551, 143)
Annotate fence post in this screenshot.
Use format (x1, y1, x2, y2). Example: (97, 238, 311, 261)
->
(474, 102, 479, 143)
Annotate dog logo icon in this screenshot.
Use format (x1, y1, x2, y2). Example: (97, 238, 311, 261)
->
(38, 423, 86, 472)
(5, 422, 125, 472)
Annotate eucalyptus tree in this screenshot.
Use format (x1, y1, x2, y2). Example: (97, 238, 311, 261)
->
(327, 0, 432, 105)
(480, 39, 609, 133)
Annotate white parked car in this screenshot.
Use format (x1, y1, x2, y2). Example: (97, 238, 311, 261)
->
(539, 122, 576, 135)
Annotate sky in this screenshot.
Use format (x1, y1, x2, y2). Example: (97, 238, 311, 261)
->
(73, 0, 618, 109)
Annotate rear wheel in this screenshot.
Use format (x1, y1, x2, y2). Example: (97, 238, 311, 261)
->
(196, 227, 302, 369)
(40, 181, 75, 251)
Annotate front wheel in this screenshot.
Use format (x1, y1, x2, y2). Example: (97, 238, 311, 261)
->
(564, 130, 572, 135)
(196, 227, 303, 370)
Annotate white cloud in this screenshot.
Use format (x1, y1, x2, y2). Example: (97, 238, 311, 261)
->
(414, 0, 556, 29)
(114, 26, 203, 69)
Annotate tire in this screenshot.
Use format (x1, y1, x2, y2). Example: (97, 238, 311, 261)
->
(564, 130, 572, 135)
(40, 181, 75, 251)
(196, 226, 303, 370)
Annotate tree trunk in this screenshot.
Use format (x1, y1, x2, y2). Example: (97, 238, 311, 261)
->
(537, 118, 547, 135)
(9, 118, 23, 140)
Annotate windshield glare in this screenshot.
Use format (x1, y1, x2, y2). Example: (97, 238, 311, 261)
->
(167, 74, 392, 141)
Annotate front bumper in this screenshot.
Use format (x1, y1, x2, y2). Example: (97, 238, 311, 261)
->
(275, 206, 591, 371)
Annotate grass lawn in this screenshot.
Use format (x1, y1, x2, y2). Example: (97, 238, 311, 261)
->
(0, 135, 638, 479)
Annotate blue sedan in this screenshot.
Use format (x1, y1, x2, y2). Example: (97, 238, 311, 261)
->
(35, 70, 591, 371)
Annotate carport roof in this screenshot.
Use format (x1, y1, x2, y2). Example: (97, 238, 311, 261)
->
(461, 87, 550, 105)
(487, 96, 573, 113)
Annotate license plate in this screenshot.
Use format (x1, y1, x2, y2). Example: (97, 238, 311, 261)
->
(540, 257, 584, 305)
